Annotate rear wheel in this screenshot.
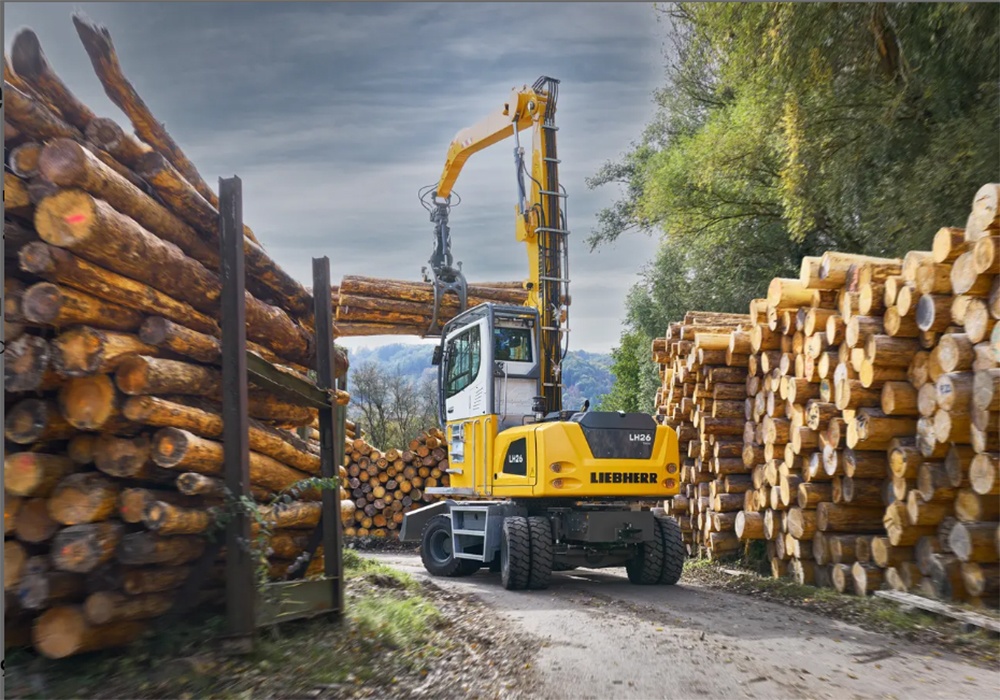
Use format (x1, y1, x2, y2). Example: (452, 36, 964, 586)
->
(657, 516, 685, 585)
(500, 516, 531, 590)
(626, 521, 665, 585)
(526, 516, 554, 590)
(421, 514, 466, 577)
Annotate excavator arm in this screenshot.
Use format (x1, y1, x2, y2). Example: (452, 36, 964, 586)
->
(422, 76, 569, 413)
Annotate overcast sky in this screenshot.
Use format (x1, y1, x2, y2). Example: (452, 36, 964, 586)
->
(4, 2, 666, 353)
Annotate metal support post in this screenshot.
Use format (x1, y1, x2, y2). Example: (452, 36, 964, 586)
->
(219, 176, 255, 649)
(313, 257, 344, 616)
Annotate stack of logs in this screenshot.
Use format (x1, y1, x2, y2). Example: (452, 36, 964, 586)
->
(4, 20, 355, 659)
(652, 312, 757, 560)
(342, 428, 451, 537)
(333, 276, 529, 337)
(657, 182, 1000, 607)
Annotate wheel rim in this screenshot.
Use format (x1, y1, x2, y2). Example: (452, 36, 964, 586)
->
(427, 529, 453, 565)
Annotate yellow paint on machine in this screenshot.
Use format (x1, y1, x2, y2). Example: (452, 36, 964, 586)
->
(445, 417, 681, 499)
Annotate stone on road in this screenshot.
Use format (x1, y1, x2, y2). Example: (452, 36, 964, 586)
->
(372, 552, 999, 700)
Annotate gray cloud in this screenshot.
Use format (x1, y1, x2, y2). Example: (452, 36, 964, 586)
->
(5, 2, 665, 353)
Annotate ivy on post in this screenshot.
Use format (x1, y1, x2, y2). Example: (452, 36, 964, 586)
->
(219, 175, 255, 650)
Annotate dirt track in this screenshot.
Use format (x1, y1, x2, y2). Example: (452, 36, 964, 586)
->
(373, 552, 999, 700)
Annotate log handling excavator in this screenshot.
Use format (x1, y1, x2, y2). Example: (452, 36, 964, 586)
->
(399, 76, 685, 590)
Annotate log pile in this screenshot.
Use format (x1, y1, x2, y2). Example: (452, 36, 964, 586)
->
(4, 21, 355, 659)
(333, 276, 529, 337)
(655, 183, 1000, 607)
(653, 312, 757, 558)
(342, 428, 451, 537)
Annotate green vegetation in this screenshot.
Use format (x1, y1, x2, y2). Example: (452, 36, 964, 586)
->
(591, 2, 1000, 407)
(6, 554, 444, 700)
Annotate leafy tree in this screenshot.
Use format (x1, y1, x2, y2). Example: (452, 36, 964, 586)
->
(591, 2, 999, 410)
(598, 330, 659, 414)
(349, 361, 438, 449)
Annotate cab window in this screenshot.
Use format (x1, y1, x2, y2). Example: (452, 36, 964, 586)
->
(445, 325, 481, 398)
(494, 326, 532, 362)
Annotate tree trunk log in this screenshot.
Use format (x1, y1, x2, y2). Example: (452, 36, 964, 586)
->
(22, 281, 143, 331)
(115, 356, 314, 426)
(122, 395, 319, 474)
(117, 532, 205, 566)
(84, 117, 151, 168)
(19, 242, 218, 335)
(33, 604, 145, 659)
(150, 427, 315, 495)
(38, 138, 223, 271)
(48, 472, 120, 526)
(4, 452, 75, 497)
(50, 522, 124, 573)
(5, 398, 77, 445)
(143, 501, 214, 536)
(3, 81, 82, 141)
(51, 326, 158, 377)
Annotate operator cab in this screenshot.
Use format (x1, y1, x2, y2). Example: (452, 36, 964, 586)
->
(433, 303, 542, 432)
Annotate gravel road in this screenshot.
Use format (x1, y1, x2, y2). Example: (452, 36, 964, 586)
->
(372, 552, 999, 700)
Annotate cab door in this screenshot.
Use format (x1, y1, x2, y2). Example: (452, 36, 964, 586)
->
(442, 317, 494, 494)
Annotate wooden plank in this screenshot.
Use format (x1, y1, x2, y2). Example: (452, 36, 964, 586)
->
(873, 590, 1000, 633)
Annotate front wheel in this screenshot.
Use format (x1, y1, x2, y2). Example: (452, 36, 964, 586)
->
(420, 514, 478, 577)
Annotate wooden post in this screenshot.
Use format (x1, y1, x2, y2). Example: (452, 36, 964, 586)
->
(219, 176, 254, 648)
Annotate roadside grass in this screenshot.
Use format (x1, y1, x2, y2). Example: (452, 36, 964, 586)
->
(682, 557, 999, 664)
(6, 552, 447, 699)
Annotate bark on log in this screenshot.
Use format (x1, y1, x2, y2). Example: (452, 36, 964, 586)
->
(19, 242, 218, 335)
(84, 117, 151, 168)
(115, 356, 315, 426)
(3, 81, 82, 141)
(143, 501, 215, 536)
(122, 395, 320, 474)
(10, 29, 96, 131)
(22, 281, 144, 331)
(37, 139, 219, 268)
(5, 172, 33, 214)
(83, 591, 172, 626)
(72, 15, 218, 209)
(32, 604, 145, 659)
(150, 427, 315, 495)
(117, 532, 205, 566)
(51, 326, 157, 377)
(136, 151, 316, 316)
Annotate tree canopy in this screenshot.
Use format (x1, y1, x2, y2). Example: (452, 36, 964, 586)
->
(590, 2, 999, 407)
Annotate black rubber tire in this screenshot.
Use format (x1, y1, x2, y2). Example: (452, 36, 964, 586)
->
(420, 514, 465, 577)
(501, 516, 531, 590)
(526, 516, 554, 590)
(625, 520, 665, 585)
(657, 516, 685, 585)
(457, 558, 482, 576)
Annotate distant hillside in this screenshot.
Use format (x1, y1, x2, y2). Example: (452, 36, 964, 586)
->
(345, 343, 613, 410)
